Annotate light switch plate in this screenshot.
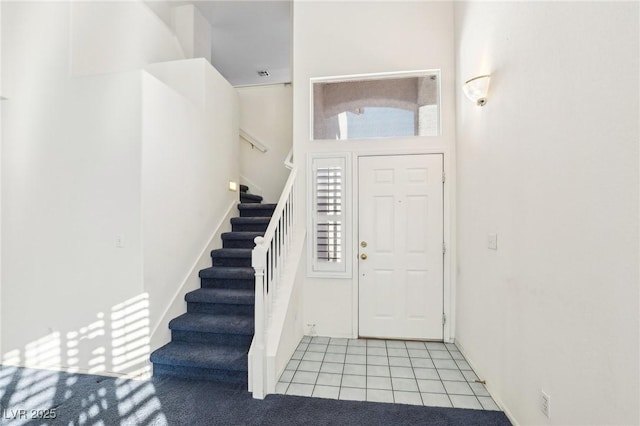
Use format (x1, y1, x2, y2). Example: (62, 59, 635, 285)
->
(488, 233, 498, 250)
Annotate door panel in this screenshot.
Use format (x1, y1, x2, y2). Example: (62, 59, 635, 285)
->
(358, 154, 444, 340)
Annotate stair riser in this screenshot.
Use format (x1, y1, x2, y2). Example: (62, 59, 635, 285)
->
(172, 330, 253, 347)
(187, 302, 254, 316)
(223, 240, 257, 249)
(153, 364, 248, 384)
(201, 278, 254, 290)
(239, 197, 261, 204)
(211, 257, 252, 268)
(232, 223, 269, 233)
(239, 209, 275, 218)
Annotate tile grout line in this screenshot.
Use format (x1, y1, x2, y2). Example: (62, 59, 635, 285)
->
(413, 341, 427, 407)
(364, 340, 368, 401)
(386, 340, 395, 403)
(286, 338, 310, 395)
(287, 337, 496, 410)
(311, 339, 328, 397)
(337, 339, 346, 400)
(443, 342, 482, 409)
(435, 345, 456, 408)
(405, 342, 422, 406)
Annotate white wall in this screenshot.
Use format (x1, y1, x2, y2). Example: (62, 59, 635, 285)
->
(0, 0, 3, 358)
(142, 59, 239, 349)
(1, 2, 149, 375)
(71, 1, 184, 76)
(292, 1, 456, 338)
(454, 2, 639, 425)
(0, 2, 237, 378)
(238, 84, 292, 202)
(172, 5, 212, 63)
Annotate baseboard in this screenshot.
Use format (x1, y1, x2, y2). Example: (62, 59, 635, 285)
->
(454, 339, 519, 425)
(149, 200, 237, 348)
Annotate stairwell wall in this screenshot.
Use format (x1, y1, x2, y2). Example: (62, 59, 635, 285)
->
(142, 59, 240, 352)
(238, 84, 292, 203)
(0, 1, 218, 377)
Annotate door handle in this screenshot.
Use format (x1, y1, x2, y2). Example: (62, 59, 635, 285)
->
(360, 253, 368, 260)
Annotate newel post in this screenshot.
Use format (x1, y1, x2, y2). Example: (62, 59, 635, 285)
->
(251, 236, 268, 399)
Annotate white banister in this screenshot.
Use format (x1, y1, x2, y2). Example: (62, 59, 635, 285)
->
(284, 148, 294, 170)
(250, 151, 298, 399)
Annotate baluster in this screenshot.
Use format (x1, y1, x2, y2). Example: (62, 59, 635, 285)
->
(278, 218, 283, 293)
(268, 242, 273, 319)
(288, 196, 292, 244)
(276, 222, 281, 295)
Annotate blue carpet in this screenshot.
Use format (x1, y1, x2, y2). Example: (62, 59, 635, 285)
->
(0, 366, 512, 425)
(151, 197, 273, 384)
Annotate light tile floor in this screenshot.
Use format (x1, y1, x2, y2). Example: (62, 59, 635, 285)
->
(275, 336, 501, 411)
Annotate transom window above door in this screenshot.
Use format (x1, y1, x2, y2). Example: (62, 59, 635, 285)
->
(311, 71, 440, 140)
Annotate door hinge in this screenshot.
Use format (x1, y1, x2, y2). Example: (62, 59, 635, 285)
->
(443, 313, 447, 325)
(442, 171, 446, 183)
(442, 242, 446, 255)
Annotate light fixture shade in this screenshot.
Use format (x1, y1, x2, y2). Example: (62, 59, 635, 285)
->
(463, 75, 491, 106)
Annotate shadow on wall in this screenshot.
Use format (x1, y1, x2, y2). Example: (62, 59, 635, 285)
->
(0, 294, 168, 425)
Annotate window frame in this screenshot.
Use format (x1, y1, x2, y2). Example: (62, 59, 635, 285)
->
(309, 69, 442, 141)
(307, 153, 352, 278)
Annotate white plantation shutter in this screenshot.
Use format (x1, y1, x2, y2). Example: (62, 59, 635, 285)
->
(309, 155, 350, 276)
(316, 165, 342, 263)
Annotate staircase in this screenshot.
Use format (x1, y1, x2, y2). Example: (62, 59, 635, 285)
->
(150, 186, 274, 384)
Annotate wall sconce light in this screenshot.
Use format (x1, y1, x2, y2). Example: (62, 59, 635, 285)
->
(463, 75, 491, 106)
(229, 181, 238, 192)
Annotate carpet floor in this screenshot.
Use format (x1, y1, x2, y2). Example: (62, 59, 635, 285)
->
(0, 366, 512, 425)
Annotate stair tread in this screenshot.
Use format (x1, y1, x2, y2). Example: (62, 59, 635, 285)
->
(210, 248, 252, 258)
(239, 184, 249, 193)
(220, 232, 264, 240)
(169, 313, 254, 334)
(185, 288, 254, 305)
(199, 266, 255, 279)
(150, 341, 248, 371)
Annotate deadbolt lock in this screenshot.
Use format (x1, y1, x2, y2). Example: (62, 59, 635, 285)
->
(360, 241, 367, 248)
(360, 253, 368, 260)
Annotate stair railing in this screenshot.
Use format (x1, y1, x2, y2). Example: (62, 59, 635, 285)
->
(240, 129, 270, 153)
(251, 149, 297, 398)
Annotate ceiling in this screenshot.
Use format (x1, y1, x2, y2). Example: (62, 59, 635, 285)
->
(191, 1, 292, 87)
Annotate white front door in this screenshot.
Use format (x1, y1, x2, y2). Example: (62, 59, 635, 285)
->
(358, 154, 444, 340)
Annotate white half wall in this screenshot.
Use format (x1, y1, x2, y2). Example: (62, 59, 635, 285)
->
(454, 2, 639, 424)
(238, 84, 292, 202)
(292, 1, 456, 338)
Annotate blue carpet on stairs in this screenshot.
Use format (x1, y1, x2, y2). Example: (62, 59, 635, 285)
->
(0, 365, 513, 426)
(150, 197, 276, 384)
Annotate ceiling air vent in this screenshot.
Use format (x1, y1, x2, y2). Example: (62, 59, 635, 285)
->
(257, 70, 270, 77)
